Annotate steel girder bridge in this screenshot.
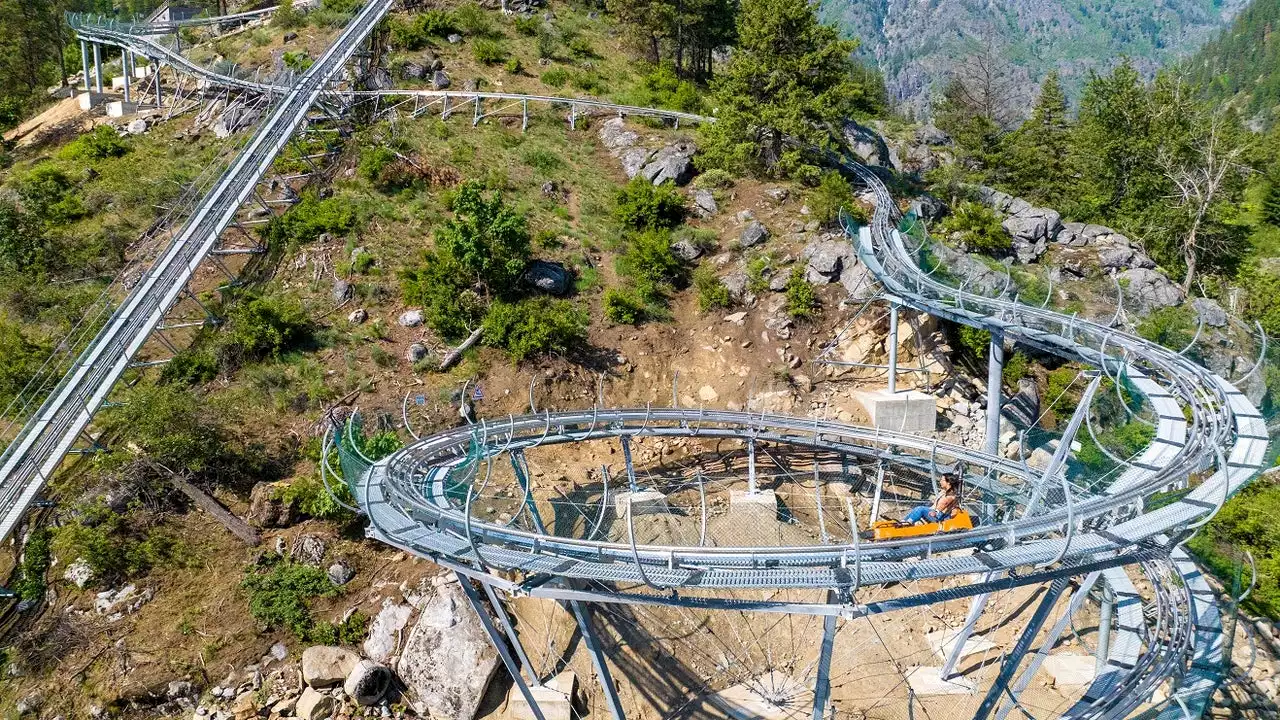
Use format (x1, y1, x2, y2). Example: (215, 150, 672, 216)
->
(0, 3, 1262, 719)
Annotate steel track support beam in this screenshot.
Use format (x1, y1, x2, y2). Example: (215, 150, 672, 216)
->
(455, 573, 547, 720)
(620, 435, 638, 493)
(984, 329, 1004, 455)
(481, 581, 542, 688)
(92, 43, 103, 93)
(812, 590, 839, 720)
(973, 577, 1070, 720)
(566, 591, 625, 720)
(122, 50, 132, 104)
(994, 571, 1101, 720)
(1096, 585, 1114, 674)
(940, 576, 995, 679)
(80, 41, 91, 92)
(510, 449, 547, 534)
(747, 436, 758, 494)
(888, 303, 899, 394)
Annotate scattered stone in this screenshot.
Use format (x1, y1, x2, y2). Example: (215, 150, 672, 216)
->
(735, 209, 756, 225)
(327, 559, 354, 586)
(463, 78, 480, 92)
(283, 31, 298, 43)
(64, 558, 93, 588)
(722, 272, 749, 301)
(400, 62, 426, 80)
(1192, 297, 1228, 328)
(16, 693, 42, 716)
(248, 482, 295, 529)
(301, 646, 360, 688)
(431, 70, 450, 90)
(670, 237, 703, 261)
(764, 187, 789, 203)
(693, 189, 718, 217)
(344, 660, 393, 706)
(269, 643, 288, 661)
(724, 312, 747, 326)
(407, 343, 429, 364)
(398, 309, 424, 327)
(915, 124, 949, 146)
(446, 33, 462, 44)
(348, 308, 368, 324)
(640, 141, 697, 186)
(524, 260, 570, 295)
(124, 118, 148, 135)
(740, 221, 770, 248)
(295, 687, 335, 720)
(698, 385, 719, 402)
(397, 581, 499, 719)
(290, 534, 327, 567)
(94, 584, 152, 616)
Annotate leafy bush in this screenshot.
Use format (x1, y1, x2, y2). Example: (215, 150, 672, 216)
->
(540, 67, 569, 88)
(1240, 263, 1280, 337)
(1136, 305, 1197, 352)
(808, 171, 853, 225)
(273, 0, 303, 29)
(603, 287, 647, 325)
(784, 268, 818, 318)
(617, 229, 687, 300)
(241, 559, 338, 640)
(628, 64, 703, 114)
(221, 293, 313, 364)
(99, 385, 230, 472)
(357, 430, 403, 461)
(281, 475, 355, 521)
(522, 147, 562, 174)
(615, 177, 685, 232)
(1188, 473, 1280, 619)
(358, 146, 426, 192)
(567, 36, 595, 59)
(452, 2, 493, 36)
(472, 38, 506, 65)
(161, 348, 218, 386)
(282, 51, 313, 72)
(402, 254, 486, 340)
(1002, 350, 1030, 387)
(694, 169, 734, 189)
(956, 324, 991, 361)
(14, 528, 51, 604)
(0, 201, 47, 275)
(0, 318, 45, 408)
(263, 192, 358, 247)
(940, 201, 1009, 254)
(55, 505, 185, 587)
(536, 29, 557, 59)
(17, 164, 84, 224)
(60, 125, 129, 162)
(483, 297, 588, 361)
(693, 266, 731, 311)
(390, 10, 455, 50)
(505, 57, 523, 75)
(513, 16, 539, 36)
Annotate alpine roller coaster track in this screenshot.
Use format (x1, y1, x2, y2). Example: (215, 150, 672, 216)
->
(0, 4, 1265, 719)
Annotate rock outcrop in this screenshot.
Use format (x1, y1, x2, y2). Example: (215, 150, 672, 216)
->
(396, 579, 499, 719)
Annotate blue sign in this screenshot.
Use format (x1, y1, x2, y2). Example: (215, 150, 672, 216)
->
(472, 386, 484, 401)
(414, 395, 426, 406)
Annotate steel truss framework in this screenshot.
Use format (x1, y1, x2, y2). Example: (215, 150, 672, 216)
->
(0, 4, 1263, 719)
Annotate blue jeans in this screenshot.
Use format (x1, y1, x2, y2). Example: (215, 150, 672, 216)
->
(906, 506, 943, 524)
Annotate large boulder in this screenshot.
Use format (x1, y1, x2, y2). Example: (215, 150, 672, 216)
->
(1192, 297, 1228, 328)
(740, 221, 770, 248)
(213, 101, 262, 139)
(344, 660, 393, 706)
(364, 601, 414, 663)
(1096, 237, 1156, 271)
(301, 646, 359, 688)
(597, 117, 638, 154)
(620, 147, 653, 179)
(524, 260, 570, 295)
(401, 62, 426, 80)
(802, 238, 851, 284)
(295, 687, 334, 720)
(840, 259, 877, 299)
(247, 482, 295, 528)
(929, 242, 1005, 296)
(397, 579, 500, 720)
(692, 189, 718, 218)
(640, 141, 697, 186)
(1119, 268, 1185, 313)
(291, 534, 327, 566)
(431, 70, 450, 90)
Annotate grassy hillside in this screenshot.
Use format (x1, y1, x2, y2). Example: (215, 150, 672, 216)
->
(1185, 0, 1280, 129)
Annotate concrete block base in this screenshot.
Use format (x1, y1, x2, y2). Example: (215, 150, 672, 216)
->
(134, 65, 154, 79)
(926, 629, 998, 663)
(856, 389, 937, 432)
(110, 75, 128, 90)
(105, 101, 139, 118)
(730, 489, 778, 512)
(1043, 654, 1096, 687)
(710, 671, 812, 720)
(77, 92, 108, 110)
(904, 667, 977, 696)
(614, 490, 669, 517)
(507, 671, 576, 720)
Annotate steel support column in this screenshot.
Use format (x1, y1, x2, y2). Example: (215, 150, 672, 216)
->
(92, 43, 103, 93)
(620, 435, 638, 493)
(984, 329, 1004, 455)
(481, 582, 542, 687)
(888, 304, 899, 394)
(456, 573, 548, 720)
(812, 590, 839, 720)
(567, 594, 625, 720)
(747, 436, 758, 494)
(973, 578, 1070, 720)
(940, 576, 995, 678)
(1096, 585, 1114, 674)
(80, 41, 91, 92)
(122, 51, 132, 104)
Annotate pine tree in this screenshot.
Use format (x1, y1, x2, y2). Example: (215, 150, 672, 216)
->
(1004, 72, 1073, 205)
(697, 0, 877, 177)
(1264, 166, 1280, 227)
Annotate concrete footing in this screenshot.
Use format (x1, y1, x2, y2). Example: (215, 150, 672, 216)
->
(926, 629, 997, 664)
(614, 490, 669, 516)
(729, 489, 778, 512)
(856, 389, 937, 432)
(1043, 654, 1096, 688)
(77, 92, 108, 110)
(711, 671, 813, 720)
(904, 666, 977, 696)
(507, 671, 576, 720)
(105, 101, 139, 118)
(134, 64, 154, 79)
(110, 75, 128, 90)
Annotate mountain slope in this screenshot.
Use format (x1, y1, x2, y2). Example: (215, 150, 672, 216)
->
(820, 0, 1249, 116)
(1185, 0, 1280, 128)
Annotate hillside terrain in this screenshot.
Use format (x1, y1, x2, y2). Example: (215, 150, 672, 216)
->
(1185, 0, 1280, 129)
(819, 0, 1250, 116)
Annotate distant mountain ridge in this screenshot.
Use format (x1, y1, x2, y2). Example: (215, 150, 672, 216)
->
(1185, 0, 1280, 129)
(819, 0, 1250, 117)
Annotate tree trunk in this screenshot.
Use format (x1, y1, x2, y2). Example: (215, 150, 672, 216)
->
(441, 327, 485, 370)
(1182, 221, 1200, 293)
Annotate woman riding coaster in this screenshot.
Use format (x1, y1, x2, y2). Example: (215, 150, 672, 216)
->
(904, 472, 961, 524)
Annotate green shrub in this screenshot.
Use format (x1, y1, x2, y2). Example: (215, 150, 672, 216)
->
(940, 201, 1009, 254)
(567, 36, 595, 59)
(628, 64, 703, 114)
(536, 29, 557, 59)
(505, 57, 524, 74)
(522, 147, 562, 174)
(161, 348, 218, 386)
(282, 51, 313, 71)
(694, 266, 731, 311)
(17, 164, 84, 225)
(308, 612, 368, 646)
(473, 38, 506, 65)
(452, 2, 492, 36)
(60, 125, 129, 162)
(570, 70, 605, 94)
(273, 0, 303, 28)
(1187, 473, 1280, 619)
(807, 171, 853, 226)
(694, 169, 734, 189)
(956, 324, 991, 360)
(54, 506, 185, 587)
(0, 318, 45, 408)
(1136, 305, 1197, 352)
(401, 253, 486, 340)
(0, 201, 47, 275)
(746, 253, 772, 294)
(263, 192, 358, 247)
(14, 528, 51, 604)
(358, 146, 418, 192)
(603, 287, 647, 325)
(540, 67, 569, 88)
(241, 558, 338, 640)
(99, 384, 230, 472)
(617, 229, 687, 300)
(221, 293, 312, 364)
(615, 176, 685, 232)
(1002, 350, 1030, 387)
(390, 10, 456, 50)
(784, 268, 818, 318)
(513, 16, 539, 36)
(281, 475, 355, 521)
(357, 430, 403, 461)
(483, 297, 588, 361)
